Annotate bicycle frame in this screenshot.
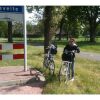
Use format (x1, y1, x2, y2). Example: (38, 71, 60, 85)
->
(59, 61, 72, 83)
(44, 50, 54, 64)
(43, 49, 55, 75)
(63, 61, 72, 78)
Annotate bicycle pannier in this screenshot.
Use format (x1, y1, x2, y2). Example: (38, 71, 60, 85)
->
(62, 52, 74, 61)
(50, 47, 57, 54)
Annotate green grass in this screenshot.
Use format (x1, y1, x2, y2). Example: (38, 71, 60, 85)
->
(42, 55, 100, 94)
(1, 45, 100, 94)
(77, 37, 100, 53)
(56, 37, 100, 53)
(28, 45, 99, 94)
(77, 41, 100, 53)
(0, 38, 100, 94)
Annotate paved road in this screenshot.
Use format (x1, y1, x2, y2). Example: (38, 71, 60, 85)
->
(77, 51, 100, 61)
(0, 66, 45, 94)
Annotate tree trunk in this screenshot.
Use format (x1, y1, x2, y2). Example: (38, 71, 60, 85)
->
(8, 21, 13, 43)
(44, 6, 53, 53)
(89, 21, 96, 42)
(66, 32, 69, 41)
(90, 28, 96, 42)
(58, 21, 63, 41)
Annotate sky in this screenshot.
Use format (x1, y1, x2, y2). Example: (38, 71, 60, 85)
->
(26, 11, 34, 22)
(26, 11, 39, 25)
(26, 7, 43, 25)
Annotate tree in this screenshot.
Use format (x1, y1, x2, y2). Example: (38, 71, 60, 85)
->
(13, 22, 23, 37)
(55, 6, 81, 41)
(0, 21, 8, 37)
(43, 6, 63, 53)
(57, 7, 67, 40)
(0, 21, 13, 42)
(27, 6, 66, 53)
(27, 22, 33, 34)
(8, 21, 13, 43)
(67, 6, 100, 42)
(44, 6, 54, 53)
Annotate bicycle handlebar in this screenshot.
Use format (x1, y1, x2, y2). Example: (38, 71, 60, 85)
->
(64, 50, 76, 54)
(62, 60, 72, 64)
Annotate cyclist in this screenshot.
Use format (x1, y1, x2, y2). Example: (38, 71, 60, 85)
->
(62, 38, 80, 81)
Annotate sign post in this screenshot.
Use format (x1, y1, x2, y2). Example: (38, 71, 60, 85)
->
(0, 6, 27, 71)
(23, 6, 27, 71)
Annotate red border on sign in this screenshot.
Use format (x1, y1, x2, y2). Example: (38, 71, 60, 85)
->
(0, 45, 2, 50)
(13, 44, 24, 49)
(0, 55, 2, 60)
(13, 54, 24, 59)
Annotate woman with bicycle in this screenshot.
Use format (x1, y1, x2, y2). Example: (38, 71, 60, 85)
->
(62, 38, 80, 81)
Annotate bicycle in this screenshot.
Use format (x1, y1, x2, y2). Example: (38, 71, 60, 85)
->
(58, 60, 72, 83)
(43, 45, 57, 75)
(58, 50, 75, 83)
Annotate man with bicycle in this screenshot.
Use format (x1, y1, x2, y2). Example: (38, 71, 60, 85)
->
(62, 38, 80, 81)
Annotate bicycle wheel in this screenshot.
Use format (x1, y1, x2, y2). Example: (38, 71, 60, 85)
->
(49, 60, 55, 75)
(59, 63, 69, 83)
(43, 56, 48, 68)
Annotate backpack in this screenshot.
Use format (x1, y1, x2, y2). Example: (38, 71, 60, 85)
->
(50, 44, 57, 55)
(62, 52, 74, 61)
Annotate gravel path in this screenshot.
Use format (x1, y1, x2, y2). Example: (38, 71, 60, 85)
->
(77, 51, 100, 61)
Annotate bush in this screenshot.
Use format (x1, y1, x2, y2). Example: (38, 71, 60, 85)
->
(13, 33, 23, 38)
(27, 33, 43, 38)
(0, 32, 5, 38)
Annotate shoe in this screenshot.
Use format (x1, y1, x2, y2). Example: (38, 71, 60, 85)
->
(70, 77, 74, 81)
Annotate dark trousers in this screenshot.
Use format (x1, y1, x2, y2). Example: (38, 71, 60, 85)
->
(68, 59, 75, 79)
(71, 59, 75, 78)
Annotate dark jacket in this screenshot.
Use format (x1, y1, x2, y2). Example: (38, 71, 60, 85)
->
(62, 43, 80, 61)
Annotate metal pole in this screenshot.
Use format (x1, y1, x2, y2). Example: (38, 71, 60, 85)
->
(23, 5, 27, 71)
